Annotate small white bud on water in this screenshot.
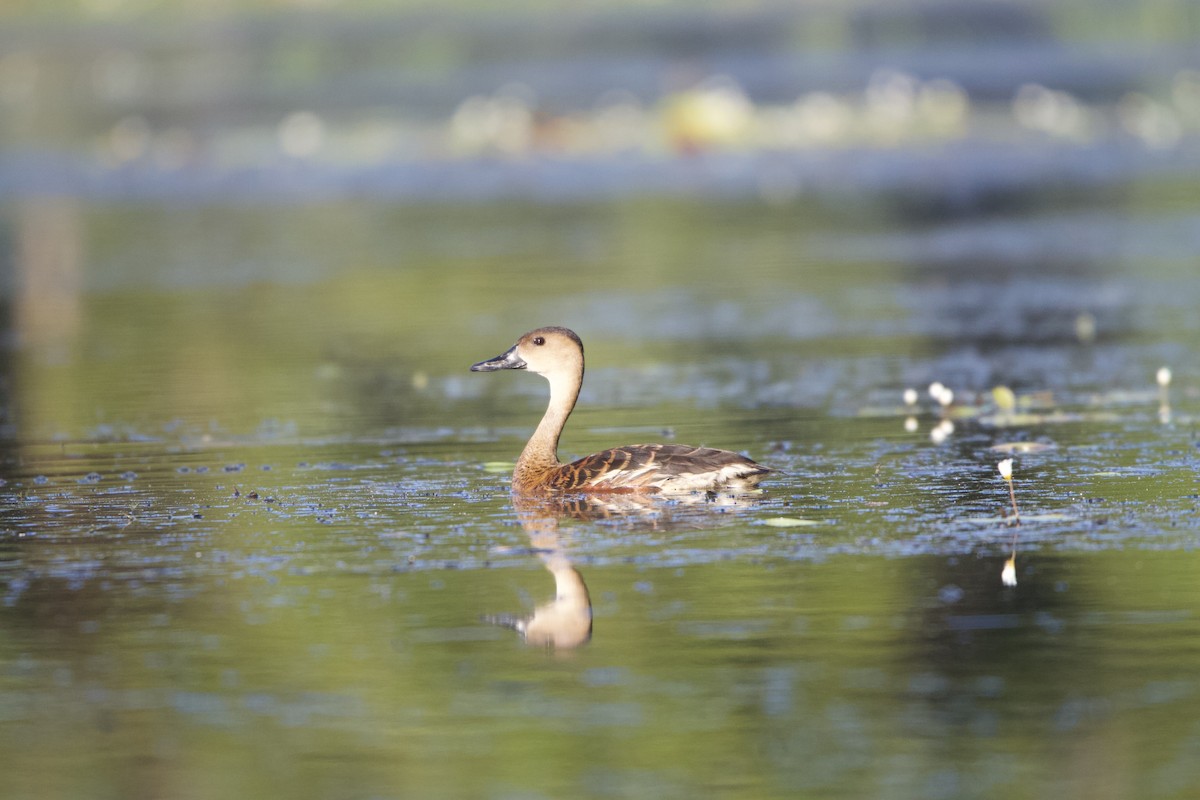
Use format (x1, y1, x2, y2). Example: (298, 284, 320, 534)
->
(1157, 366, 1172, 388)
(1001, 556, 1017, 587)
(903, 388, 918, 406)
(928, 381, 945, 400)
(904, 415, 918, 433)
(997, 458, 1013, 481)
(937, 387, 954, 407)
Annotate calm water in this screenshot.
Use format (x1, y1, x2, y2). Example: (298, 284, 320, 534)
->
(1, 188, 1198, 799)
(3, 5, 1200, 798)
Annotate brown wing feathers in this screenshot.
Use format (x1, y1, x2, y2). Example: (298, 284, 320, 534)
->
(553, 443, 769, 492)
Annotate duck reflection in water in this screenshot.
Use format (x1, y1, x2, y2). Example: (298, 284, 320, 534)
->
(483, 494, 595, 650)
(484, 491, 766, 650)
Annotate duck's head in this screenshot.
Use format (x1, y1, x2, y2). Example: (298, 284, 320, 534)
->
(471, 326, 584, 378)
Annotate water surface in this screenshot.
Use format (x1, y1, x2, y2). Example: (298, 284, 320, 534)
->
(2, 4, 1200, 797)
(2, 184, 1198, 799)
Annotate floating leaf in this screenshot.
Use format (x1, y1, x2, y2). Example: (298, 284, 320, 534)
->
(1020, 513, 1077, 522)
(761, 516, 822, 528)
(990, 441, 1056, 454)
(992, 385, 1016, 411)
(481, 461, 515, 473)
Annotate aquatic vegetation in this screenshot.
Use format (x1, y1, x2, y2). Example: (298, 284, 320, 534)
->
(1158, 365, 1173, 422)
(997, 456, 1020, 525)
(760, 516, 823, 528)
(930, 382, 955, 409)
(997, 459, 1021, 585)
(990, 441, 1056, 454)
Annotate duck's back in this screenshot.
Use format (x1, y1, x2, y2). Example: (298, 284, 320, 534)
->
(545, 443, 769, 493)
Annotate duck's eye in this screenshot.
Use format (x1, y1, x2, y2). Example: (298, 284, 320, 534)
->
(532, 336, 545, 346)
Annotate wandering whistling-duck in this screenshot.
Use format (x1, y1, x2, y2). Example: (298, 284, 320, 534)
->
(470, 326, 770, 494)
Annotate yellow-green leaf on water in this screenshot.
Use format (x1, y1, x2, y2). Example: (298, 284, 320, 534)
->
(761, 517, 822, 528)
(481, 461, 515, 473)
(992, 385, 1016, 411)
(990, 441, 1056, 454)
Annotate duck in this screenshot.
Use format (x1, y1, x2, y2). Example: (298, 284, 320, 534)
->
(470, 326, 770, 494)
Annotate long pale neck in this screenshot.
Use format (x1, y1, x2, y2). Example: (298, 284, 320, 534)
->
(517, 364, 582, 472)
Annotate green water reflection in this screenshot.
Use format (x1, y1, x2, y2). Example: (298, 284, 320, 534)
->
(3, 535, 1199, 798)
(0, 188, 1199, 799)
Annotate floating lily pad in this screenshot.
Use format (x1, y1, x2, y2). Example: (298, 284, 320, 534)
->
(990, 441, 1056, 454)
(481, 461, 515, 473)
(761, 516, 822, 528)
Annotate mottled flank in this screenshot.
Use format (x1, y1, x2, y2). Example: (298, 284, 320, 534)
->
(472, 326, 770, 494)
(538, 443, 769, 493)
